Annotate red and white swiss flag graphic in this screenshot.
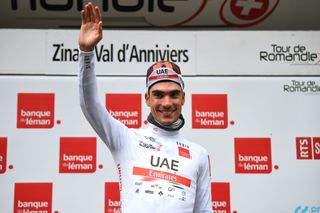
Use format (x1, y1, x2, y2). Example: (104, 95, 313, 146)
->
(105, 182, 121, 213)
(0, 137, 7, 174)
(106, 94, 141, 128)
(14, 182, 53, 213)
(17, 93, 55, 128)
(220, 0, 280, 27)
(211, 182, 231, 213)
(192, 94, 228, 129)
(296, 137, 320, 160)
(234, 138, 272, 174)
(59, 137, 97, 173)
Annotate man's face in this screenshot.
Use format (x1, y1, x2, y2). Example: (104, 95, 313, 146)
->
(145, 81, 185, 126)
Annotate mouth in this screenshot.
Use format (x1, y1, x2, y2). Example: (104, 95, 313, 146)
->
(157, 109, 176, 117)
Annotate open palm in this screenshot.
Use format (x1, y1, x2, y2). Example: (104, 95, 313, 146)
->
(79, 2, 103, 52)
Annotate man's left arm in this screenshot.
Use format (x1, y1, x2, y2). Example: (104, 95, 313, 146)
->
(194, 152, 213, 213)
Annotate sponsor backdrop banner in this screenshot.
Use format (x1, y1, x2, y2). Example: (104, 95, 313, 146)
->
(1, 30, 320, 76)
(0, 30, 320, 213)
(1, 0, 320, 30)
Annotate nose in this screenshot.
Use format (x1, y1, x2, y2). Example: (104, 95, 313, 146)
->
(161, 96, 172, 108)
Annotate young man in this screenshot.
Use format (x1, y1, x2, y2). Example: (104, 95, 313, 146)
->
(78, 2, 212, 212)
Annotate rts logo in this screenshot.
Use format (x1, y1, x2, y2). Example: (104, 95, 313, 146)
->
(296, 137, 320, 160)
(0, 137, 7, 174)
(14, 183, 53, 213)
(59, 137, 97, 173)
(211, 182, 231, 213)
(105, 182, 121, 213)
(234, 138, 272, 174)
(220, 0, 280, 27)
(17, 93, 55, 128)
(192, 94, 228, 129)
(106, 94, 141, 128)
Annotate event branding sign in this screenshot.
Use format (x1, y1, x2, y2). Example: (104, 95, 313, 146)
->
(192, 94, 228, 129)
(105, 182, 121, 213)
(16, 93, 55, 129)
(14, 183, 53, 213)
(211, 182, 231, 213)
(106, 94, 142, 128)
(296, 137, 320, 160)
(234, 138, 272, 174)
(59, 137, 97, 173)
(0, 138, 7, 174)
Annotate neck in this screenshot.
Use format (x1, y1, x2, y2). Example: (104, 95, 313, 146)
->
(147, 113, 185, 131)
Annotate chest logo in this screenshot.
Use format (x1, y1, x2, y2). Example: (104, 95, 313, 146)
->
(150, 155, 179, 172)
(176, 142, 191, 159)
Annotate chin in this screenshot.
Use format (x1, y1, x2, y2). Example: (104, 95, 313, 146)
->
(159, 118, 176, 126)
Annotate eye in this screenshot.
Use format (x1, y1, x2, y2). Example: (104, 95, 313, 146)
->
(152, 91, 164, 98)
(170, 91, 180, 98)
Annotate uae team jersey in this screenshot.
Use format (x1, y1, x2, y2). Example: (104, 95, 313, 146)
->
(79, 50, 213, 213)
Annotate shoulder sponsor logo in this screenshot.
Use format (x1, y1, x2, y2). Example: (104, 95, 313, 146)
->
(220, 0, 280, 27)
(296, 137, 320, 160)
(139, 140, 162, 151)
(17, 93, 55, 128)
(106, 93, 141, 128)
(176, 142, 190, 159)
(192, 94, 228, 129)
(234, 138, 272, 174)
(0, 137, 7, 174)
(59, 137, 97, 173)
(105, 182, 121, 213)
(138, 136, 162, 151)
(211, 182, 231, 213)
(14, 182, 53, 213)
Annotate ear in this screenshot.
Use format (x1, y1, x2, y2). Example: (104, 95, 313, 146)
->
(145, 92, 150, 107)
(182, 91, 185, 106)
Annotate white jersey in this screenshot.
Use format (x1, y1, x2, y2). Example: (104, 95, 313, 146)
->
(79, 51, 213, 213)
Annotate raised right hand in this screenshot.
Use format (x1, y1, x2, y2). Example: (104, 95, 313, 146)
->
(78, 2, 103, 52)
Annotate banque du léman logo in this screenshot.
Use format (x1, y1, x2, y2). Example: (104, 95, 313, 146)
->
(106, 94, 141, 128)
(105, 182, 121, 213)
(234, 138, 272, 174)
(17, 93, 55, 128)
(192, 94, 228, 129)
(14, 183, 53, 213)
(59, 137, 97, 173)
(0, 137, 7, 174)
